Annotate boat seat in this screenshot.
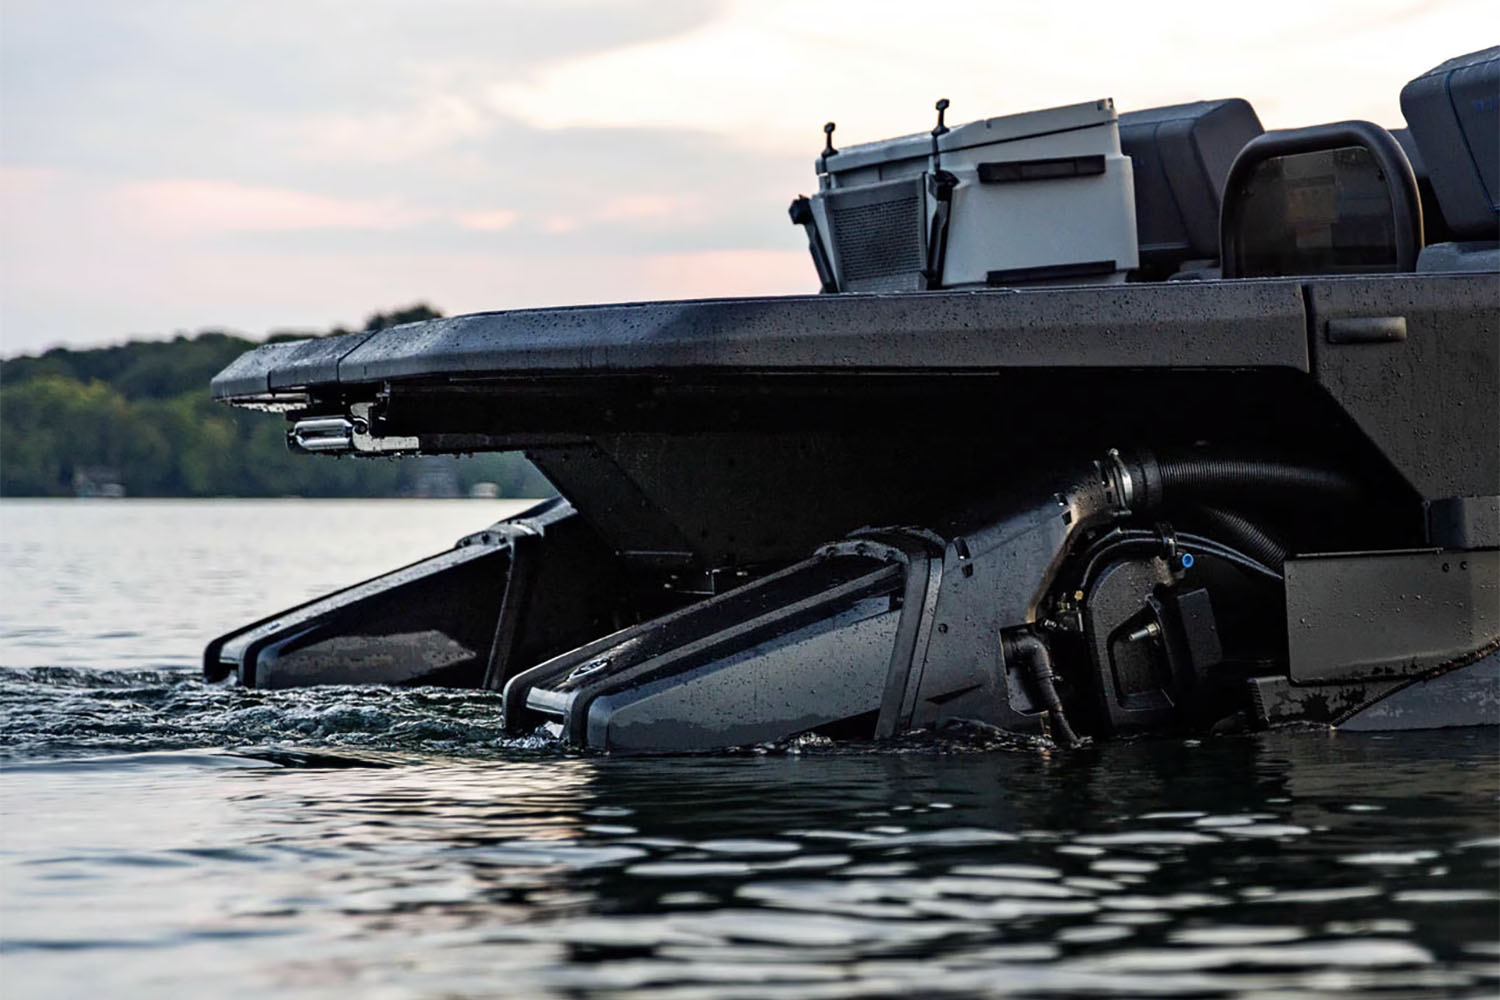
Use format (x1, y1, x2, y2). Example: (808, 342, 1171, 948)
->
(1119, 99, 1263, 279)
(1415, 241, 1500, 273)
(1399, 47, 1499, 243)
(1399, 47, 1499, 273)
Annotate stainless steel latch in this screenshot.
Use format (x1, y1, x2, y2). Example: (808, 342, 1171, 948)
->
(289, 417, 355, 453)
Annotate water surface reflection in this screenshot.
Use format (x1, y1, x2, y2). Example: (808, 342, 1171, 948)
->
(5, 724, 1495, 998)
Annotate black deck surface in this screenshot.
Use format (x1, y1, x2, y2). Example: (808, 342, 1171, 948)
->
(213, 279, 1320, 400)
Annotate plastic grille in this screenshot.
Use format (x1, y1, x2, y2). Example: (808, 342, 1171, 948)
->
(831, 196, 923, 282)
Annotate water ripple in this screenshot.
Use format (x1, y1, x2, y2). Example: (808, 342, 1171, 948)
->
(2, 669, 1498, 999)
(0, 666, 540, 760)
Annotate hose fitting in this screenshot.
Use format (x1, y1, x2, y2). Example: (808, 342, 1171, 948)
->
(1002, 630, 1080, 747)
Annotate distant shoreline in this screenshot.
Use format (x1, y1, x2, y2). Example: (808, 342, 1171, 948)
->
(0, 305, 557, 501)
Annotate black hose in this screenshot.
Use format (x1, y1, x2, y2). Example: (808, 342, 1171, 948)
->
(1075, 530, 1269, 580)
(1069, 528, 1283, 590)
(1126, 452, 1361, 512)
(1195, 506, 1288, 569)
(1003, 631, 1080, 747)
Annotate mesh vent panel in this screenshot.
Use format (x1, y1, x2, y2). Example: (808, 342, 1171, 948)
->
(831, 196, 923, 283)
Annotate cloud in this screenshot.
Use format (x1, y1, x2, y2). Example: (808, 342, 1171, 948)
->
(636, 249, 810, 301)
(0, 0, 1488, 353)
(290, 97, 494, 165)
(0, 0, 728, 178)
(457, 209, 521, 232)
(528, 193, 710, 239)
(598, 194, 699, 222)
(116, 180, 429, 234)
(485, 0, 1488, 146)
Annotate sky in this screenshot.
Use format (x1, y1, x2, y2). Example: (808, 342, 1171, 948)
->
(0, 0, 1487, 354)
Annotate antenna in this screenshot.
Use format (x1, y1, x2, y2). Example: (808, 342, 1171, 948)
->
(933, 99, 950, 137)
(924, 99, 957, 290)
(822, 122, 838, 158)
(930, 99, 950, 167)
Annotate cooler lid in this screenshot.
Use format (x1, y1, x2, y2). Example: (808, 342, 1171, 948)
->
(822, 99, 1118, 175)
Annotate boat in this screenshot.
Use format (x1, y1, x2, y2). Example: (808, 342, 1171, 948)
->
(204, 48, 1499, 751)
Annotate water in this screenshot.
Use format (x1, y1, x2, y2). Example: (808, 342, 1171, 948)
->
(2, 500, 1497, 998)
(0, 499, 532, 671)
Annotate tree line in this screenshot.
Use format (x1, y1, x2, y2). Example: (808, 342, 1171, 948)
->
(0, 304, 555, 499)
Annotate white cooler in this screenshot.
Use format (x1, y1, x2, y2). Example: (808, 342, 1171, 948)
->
(807, 99, 1139, 292)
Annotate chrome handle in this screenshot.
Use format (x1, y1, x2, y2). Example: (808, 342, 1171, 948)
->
(289, 417, 354, 453)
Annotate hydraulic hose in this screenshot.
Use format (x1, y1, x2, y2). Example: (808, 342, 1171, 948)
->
(1069, 528, 1284, 591)
(1195, 506, 1288, 569)
(1096, 450, 1359, 569)
(1002, 631, 1080, 747)
(1118, 451, 1361, 513)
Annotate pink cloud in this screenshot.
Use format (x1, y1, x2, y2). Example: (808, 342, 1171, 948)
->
(457, 208, 520, 231)
(598, 194, 696, 222)
(635, 249, 812, 300)
(115, 179, 428, 234)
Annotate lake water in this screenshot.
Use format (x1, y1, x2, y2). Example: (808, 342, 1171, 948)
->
(1, 499, 1496, 998)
